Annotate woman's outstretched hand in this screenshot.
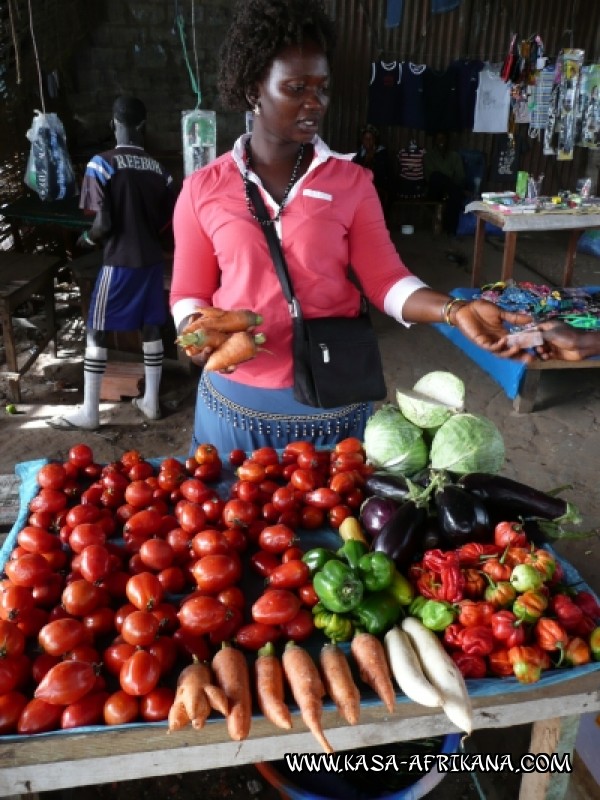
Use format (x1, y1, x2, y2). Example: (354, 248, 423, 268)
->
(454, 299, 533, 358)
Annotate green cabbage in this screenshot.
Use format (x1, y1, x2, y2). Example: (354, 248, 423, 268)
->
(396, 370, 465, 430)
(364, 404, 429, 476)
(429, 413, 505, 475)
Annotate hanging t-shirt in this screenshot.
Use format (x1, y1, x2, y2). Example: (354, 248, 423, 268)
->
(397, 144, 426, 197)
(367, 62, 403, 126)
(398, 62, 427, 129)
(473, 68, 511, 133)
(489, 133, 529, 184)
(423, 65, 460, 133)
(452, 59, 484, 130)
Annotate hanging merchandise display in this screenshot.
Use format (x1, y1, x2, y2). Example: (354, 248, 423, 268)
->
(543, 49, 585, 161)
(24, 111, 77, 201)
(176, 1, 217, 177)
(528, 63, 556, 139)
(182, 110, 216, 177)
(579, 64, 600, 148)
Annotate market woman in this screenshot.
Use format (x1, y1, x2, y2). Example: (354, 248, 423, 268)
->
(169, 0, 529, 455)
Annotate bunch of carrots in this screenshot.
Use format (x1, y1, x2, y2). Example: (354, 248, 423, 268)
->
(168, 632, 396, 753)
(176, 307, 266, 372)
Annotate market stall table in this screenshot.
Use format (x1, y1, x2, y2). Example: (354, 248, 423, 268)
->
(465, 201, 600, 288)
(0, 194, 89, 258)
(0, 251, 63, 403)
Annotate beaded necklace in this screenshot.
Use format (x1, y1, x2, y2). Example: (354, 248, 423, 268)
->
(243, 140, 305, 226)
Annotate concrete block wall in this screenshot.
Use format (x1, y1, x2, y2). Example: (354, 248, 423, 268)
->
(66, 0, 244, 187)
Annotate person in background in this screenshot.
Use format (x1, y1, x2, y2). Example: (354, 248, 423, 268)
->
(423, 131, 466, 236)
(170, 0, 530, 457)
(48, 96, 176, 431)
(352, 124, 394, 215)
(534, 321, 600, 361)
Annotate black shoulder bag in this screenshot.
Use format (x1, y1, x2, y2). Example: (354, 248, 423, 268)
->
(248, 182, 387, 409)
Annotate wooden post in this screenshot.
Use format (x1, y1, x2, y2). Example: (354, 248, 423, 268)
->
(518, 715, 580, 800)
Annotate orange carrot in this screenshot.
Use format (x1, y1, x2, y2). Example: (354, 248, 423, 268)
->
(212, 642, 252, 741)
(319, 643, 361, 726)
(282, 641, 333, 754)
(350, 632, 396, 714)
(167, 699, 190, 733)
(255, 642, 292, 730)
(204, 331, 267, 372)
(192, 307, 263, 333)
(176, 327, 230, 352)
(176, 662, 211, 723)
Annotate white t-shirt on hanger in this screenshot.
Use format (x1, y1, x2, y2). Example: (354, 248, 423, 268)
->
(473, 68, 511, 133)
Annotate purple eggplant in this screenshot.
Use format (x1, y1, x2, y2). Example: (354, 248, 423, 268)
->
(435, 484, 492, 545)
(359, 495, 398, 537)
(457, 472, 581, 524)
(373, 500, 428, 570)
(364, 472, 414, 503)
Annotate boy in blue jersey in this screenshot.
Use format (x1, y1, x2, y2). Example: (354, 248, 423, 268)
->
(48, 96, 176, 430)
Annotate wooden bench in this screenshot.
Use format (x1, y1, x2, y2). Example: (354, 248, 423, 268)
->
(388, 197, 444, 234)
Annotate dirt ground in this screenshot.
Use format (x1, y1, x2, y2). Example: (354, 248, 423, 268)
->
(1, 225, 599, 799)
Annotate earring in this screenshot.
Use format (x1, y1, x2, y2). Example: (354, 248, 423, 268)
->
(253, 103, 261, 116)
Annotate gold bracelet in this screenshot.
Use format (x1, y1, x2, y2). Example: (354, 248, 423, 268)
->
(441, 297, 467, 327)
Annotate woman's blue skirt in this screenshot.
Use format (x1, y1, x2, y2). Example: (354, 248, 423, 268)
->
(191, 372, 372, 455)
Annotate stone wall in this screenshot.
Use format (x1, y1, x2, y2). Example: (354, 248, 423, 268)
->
(65, 0, 242, 187)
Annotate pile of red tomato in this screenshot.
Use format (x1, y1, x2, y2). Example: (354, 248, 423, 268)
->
(0, 438, 371, 735)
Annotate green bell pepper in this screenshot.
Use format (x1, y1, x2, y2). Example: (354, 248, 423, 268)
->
(408, 595, 428, 619)
(420, 599, 456, 632)
(313, 559, 364, 613)
(358, 551, 395, 592)
(337, 539, 369, 570)
(312, 602, 354, 642)
(510, 564, 544, 593)
(387, 568, 415, 606)
(302, 547, 337, 575)
(352, 590, 401, 636)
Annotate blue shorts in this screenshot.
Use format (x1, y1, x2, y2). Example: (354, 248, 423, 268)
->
(88, 262, 167, 331)
(191, 371, 372, 455)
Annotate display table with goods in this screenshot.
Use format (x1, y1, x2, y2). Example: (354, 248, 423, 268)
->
(464, 198, 600, 288)
(434, 284, 600, 413)
(0, 374, 598, 800)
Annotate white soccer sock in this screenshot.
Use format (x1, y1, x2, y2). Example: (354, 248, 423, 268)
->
(141, 339, 163, 417)
(62, 346, 107, 428)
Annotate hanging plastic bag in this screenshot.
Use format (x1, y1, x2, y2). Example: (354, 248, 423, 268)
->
(24, 111, 78, 201)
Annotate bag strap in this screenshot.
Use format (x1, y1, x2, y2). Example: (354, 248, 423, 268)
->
(247, 181, 302, 320)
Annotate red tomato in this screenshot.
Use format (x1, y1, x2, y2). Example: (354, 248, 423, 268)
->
(0, 655, 26, 693)
(228, 448, 246, 467)
(295, 451, 320, 470)
(282, 546, 305, 563)
(271, 487, 298, 513)
(191, 553, 242, 594)
(0, 620, 26, 658)
(79, 544, 112, 583)
(0, 584, 34, 622)
(178, 595, 230, 636)
(123, 480, 154, 509)
(0, 691, 29, 734)
(194, 462, 222, 482)
(221, 527, 248, 553)
(261, 502, 280, 524)
(5, 553, 51, 587)
(28, 510, 54, 529)
(328, 504, 353, 529)
(345, 487, 365, 509)
(123, 508, 164, 539)
(222, 498, 259, 529)
(175, 501, 207, 534)
(147, 636, 178, 676)
(157, 466, 185, 493)
(334, 437, 364, 454)
(179, 478, 212, 506)
(62, 691, 109, 729)
(299, 505, 325, 530)
(35, 660, 96, 705)
(237, 460, 266, 484)
(330, 451, 365, 472)
(235, 621, 281, 651)
(120, 610, 160, 647)
(172, 629, 211, 661)
(66, 504, 100, 528)
(18, 697, 63, 734)
(15, 606, 49, 638)
(31, 652, 60, 684)
(191, 529, 231, 558)
(139, 538, 175, 571)
(38, 618, 88, 657)
(267, 560, 310, 590)
(37, 462, 68, 490)
(104, 689, 139, 725)
(194, 443, 221, 465)
(62, 580, 106, 617)
(201, 496, 225, 524)
(217, 585, 245, 612)
(258, 524, 296, 554)
(140, 686, 175, 722)
(68, 443, 94, 470)
(69, 523, 106, 554)
(151, 602, 179, 634)
(250, 550, 280, 578)
(126, 572, 164, 611)
(208, 605, 244, 646)
(157, 565, 187, 594)
(290, 468, 319, 492)
(17, 525, 60, 553)
(279, 607, 315, 642)
(298, 582, 319, 607)
(120, 649, 161, 696)
(252, 589, 302, 626)
(303, 488, 341, 510)
(29, 488, 68, 515)
(103, 641, 137, 677)
(251, 447, 279, 466)
(83, 606, 116, 639)
(237, 480, 262, 504)
(166, 527, 194, 559)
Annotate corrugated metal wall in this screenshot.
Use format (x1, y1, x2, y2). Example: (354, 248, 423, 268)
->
(324, 0, 600, 193)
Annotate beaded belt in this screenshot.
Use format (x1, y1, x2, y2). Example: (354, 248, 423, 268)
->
(199, 373, 369, 439)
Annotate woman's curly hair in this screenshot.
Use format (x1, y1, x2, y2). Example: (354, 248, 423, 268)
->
(217, 0, 336, 112)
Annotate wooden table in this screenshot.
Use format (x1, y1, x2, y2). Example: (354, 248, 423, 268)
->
(466, 202, 600, 288)
(0, 251, 63, 402)
(0, 670, 598, 800)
